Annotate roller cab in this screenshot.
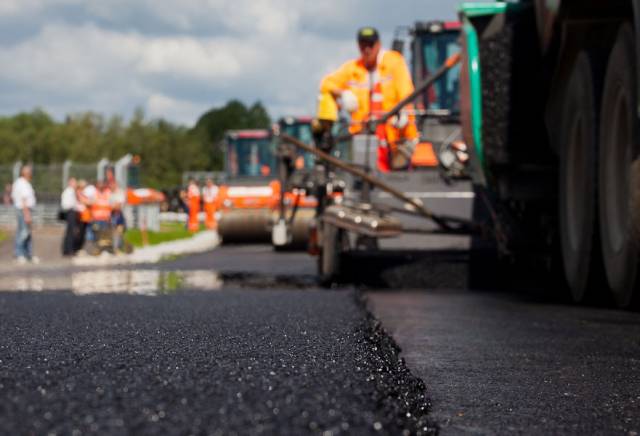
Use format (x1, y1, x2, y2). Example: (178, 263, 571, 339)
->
(217, 129, 278, 243)
(272, 117, 324, 250)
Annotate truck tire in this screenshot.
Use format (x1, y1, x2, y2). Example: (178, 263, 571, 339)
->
(559, 51, 605, 302)
(599, 24, 640, 308)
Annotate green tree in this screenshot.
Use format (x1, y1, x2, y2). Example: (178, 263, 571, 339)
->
(0, 100, 271, 189)
(192, 100, 271, 169)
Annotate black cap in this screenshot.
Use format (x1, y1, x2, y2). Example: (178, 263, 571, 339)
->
(357, 27, 379, 43)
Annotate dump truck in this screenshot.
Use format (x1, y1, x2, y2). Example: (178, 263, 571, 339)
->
(458, 1, 640, 307)
(217, 129, 279, 243)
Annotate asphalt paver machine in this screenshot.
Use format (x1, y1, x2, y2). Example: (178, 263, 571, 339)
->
(276, 51, 479, 283)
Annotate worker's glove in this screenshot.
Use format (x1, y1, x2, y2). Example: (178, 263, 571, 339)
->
(340, 90, 359, 113)
(390, 112, 409, 129)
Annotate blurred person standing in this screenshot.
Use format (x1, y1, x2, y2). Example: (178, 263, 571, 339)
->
(75, 179, 91, 252)
(3, 183, 12, 206)
(90, 182, 112, 237)
(187, 178, 201, 232)
(109, 180, 126, 253)
(60, 177, 78, 256)
(11, 165, 38, 264)
(202, 178, 219, 230)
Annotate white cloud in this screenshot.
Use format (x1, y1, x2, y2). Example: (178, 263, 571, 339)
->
(0, 0, 461, 125)
(146, 93, 210, 125)
(137, 37, 261, 80)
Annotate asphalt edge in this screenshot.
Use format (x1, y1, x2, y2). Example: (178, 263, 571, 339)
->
(354, 291, 438, 435)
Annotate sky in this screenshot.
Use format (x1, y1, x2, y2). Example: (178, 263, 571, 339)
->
(0, 0, 460, 127)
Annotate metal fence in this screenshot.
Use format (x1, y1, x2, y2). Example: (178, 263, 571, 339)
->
(2, 159, 169, 231)
(182, 171, 225, 186)
(3, 160, 100, 205)
(0, 161, 99, 227)
(0, 205, 62, 227)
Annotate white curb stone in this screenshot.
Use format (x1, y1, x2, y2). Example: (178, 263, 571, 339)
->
(73, 231, 219, 266)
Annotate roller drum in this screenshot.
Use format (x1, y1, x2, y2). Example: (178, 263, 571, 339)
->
(218, 209, 272, 243)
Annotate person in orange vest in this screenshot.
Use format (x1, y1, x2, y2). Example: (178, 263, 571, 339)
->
(75, 179, 93, 251)
(187, 178, 201, 232)
(90, 181, 112, 243)
(317, 27, 419, 171)
(201, 177, 218, 230)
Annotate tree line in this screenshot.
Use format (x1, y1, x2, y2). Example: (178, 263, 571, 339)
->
(0, 100, 271, 189)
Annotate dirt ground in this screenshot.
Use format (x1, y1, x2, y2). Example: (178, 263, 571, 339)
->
(0, 224, 67, 266)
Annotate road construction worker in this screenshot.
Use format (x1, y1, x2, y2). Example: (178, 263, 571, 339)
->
(75, 179, 92, 251)
(91, 181, 112, 237)
(202, 178, 219, 230)
(109, 180, 126, 253)
(81, 180, 98, 243)
(187, 178, 201, 232)
(317, 27, 419, 171)
(60, 177, 78, 256)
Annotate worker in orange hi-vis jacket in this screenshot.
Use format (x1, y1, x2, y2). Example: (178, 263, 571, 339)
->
(202, 177, 219, 230)
(187, 178, 201, 232)
(317, 27, 419, 172)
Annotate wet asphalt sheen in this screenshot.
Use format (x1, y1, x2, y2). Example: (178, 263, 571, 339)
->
(0, 289, 433, 435)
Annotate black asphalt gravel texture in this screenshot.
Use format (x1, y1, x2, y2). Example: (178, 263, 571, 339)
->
(0, 289, 434, 435)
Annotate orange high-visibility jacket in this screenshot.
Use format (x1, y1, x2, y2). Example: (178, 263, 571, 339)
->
(91, 189, 112, 222)
(319, 49, 418, 139)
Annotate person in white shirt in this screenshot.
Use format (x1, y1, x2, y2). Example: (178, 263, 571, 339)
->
(60, 177, 78, 256)
(11, 165, 37, 264)
(82, 181, 98, 242)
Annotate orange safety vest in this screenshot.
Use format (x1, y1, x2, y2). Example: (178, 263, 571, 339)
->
(187, 184, 201, 232)
(318, 50, 418, 172)
(91, 189, 112, 222)
(371, 81, 391, 172)
(78, 203, 92, 223)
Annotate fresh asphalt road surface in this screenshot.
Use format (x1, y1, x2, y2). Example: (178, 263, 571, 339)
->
(0, 245, 433, 436)
(1, 243, 639, 435)
(367, 289, 640, 435)
(2, 168, 640, 436)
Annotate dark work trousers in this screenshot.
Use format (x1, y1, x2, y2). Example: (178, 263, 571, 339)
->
(74, 220, 87, 253)
(62, 210, 77, 256)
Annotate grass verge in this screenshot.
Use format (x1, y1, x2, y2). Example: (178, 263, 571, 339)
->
(124, 222, 204, 248)
(0, 229, 8, 245)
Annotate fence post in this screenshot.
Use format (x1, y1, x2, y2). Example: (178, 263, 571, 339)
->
(62, 160, 72, 190)
(12, 161, 22, 181)
(115, 154, 132, 189)
(97, 158, 110, 183)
